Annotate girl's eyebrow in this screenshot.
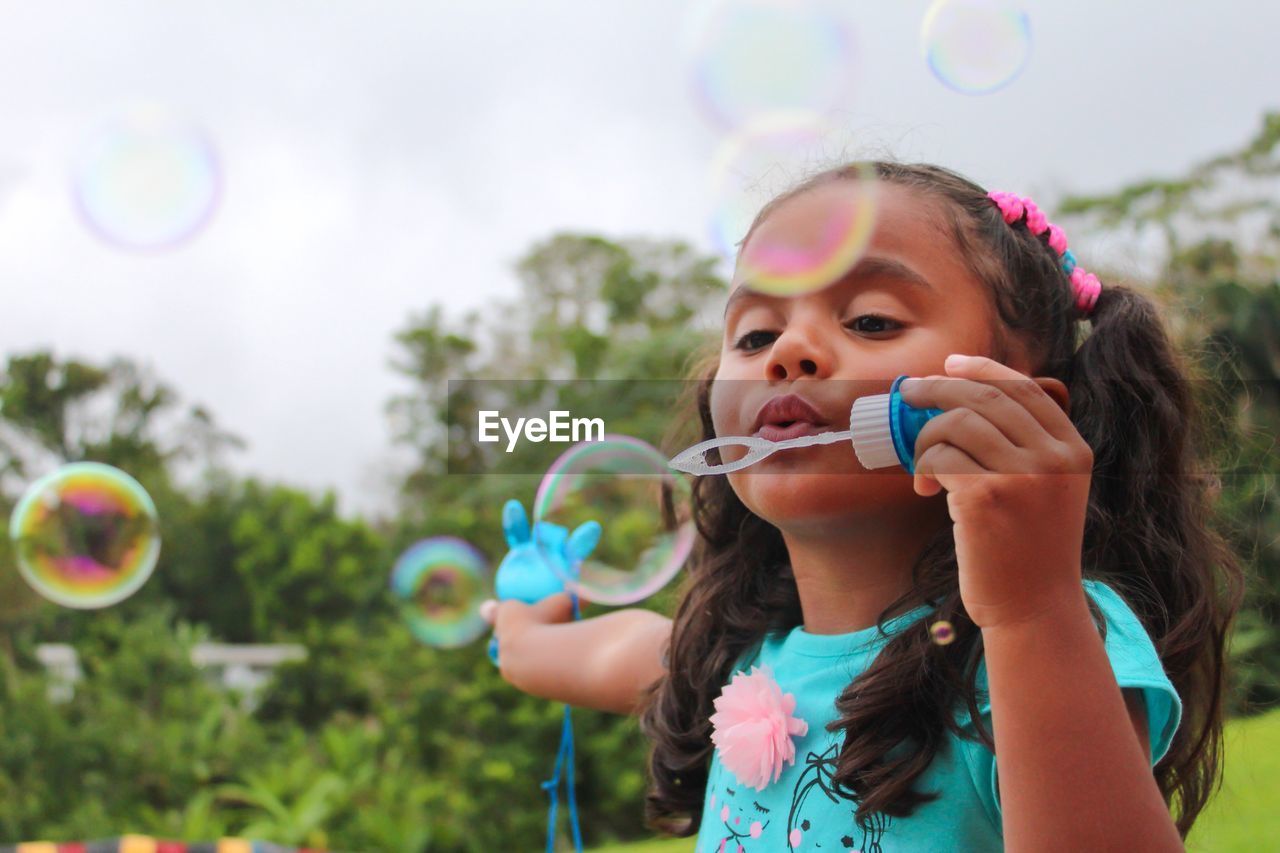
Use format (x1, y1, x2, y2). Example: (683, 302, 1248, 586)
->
(724, 255, 936, 322)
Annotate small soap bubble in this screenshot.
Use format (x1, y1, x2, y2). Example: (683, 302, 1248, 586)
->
(737, 161, 879, 296)
(9, 462, 161, 609)
(389, 537, 491, 648)
(708, 115, 827, 263)
(708, 116, 878, 295)
(930, 619, 955, 645)
(920, 0, 1032, 95)
(71, 103, 222, 251)
(534, 435, 695, 606)
(684, 0, 860, 130)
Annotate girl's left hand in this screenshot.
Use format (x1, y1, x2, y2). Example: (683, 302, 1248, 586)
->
(896, 354, 1094, 631)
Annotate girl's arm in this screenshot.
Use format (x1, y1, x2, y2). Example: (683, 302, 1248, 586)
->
(981, 587, 1183, 852)
(486, 592, 671, 715)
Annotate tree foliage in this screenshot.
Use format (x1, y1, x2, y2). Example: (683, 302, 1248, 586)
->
(1061, 111, 1280, 714)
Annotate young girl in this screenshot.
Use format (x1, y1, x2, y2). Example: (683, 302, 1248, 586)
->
(483, 161, 1245, 850)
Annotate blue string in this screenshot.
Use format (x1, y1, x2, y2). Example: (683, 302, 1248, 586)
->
(541, 589, 584, 852)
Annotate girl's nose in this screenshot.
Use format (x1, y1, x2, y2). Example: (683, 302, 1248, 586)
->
(765, 321, 835, 380)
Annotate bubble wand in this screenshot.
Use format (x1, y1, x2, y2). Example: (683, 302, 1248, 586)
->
(669, 375, 945, 475)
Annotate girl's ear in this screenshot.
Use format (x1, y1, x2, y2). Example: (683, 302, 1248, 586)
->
(1032, 377, 1071, 417)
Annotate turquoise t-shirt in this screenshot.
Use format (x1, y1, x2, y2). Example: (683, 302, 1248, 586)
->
(694, 578, 1181, 852)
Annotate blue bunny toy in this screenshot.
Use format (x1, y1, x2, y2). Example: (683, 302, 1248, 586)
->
(488, 499, 602, 667)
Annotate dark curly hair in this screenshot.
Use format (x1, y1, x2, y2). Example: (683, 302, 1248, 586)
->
(636, 161, 1247, 841)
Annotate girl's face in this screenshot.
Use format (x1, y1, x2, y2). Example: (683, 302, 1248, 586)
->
(712, 180, 1006, 529)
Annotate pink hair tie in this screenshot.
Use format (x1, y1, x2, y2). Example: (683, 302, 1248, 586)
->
(1070, 267, 1102, 314)
(1022, 198, 1049, 235)
(988, 189, 1102, 317)
(1046, 223, 1068, 255)
(988, 191, 1024, 224)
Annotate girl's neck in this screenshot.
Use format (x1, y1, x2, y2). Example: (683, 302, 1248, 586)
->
(782, 499, 950, 635)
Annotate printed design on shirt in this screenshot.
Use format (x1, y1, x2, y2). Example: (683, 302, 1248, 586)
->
(707, 783, 771, 851)
(785, 740, 890, 852)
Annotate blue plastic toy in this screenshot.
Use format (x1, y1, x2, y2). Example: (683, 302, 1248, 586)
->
(487, 499, 601, 668)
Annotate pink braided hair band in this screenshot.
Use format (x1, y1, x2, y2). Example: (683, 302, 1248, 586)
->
(987, 190, 1102, 315)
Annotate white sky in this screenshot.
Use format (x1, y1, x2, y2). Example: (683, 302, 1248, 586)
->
(1, 0, 1276, 517)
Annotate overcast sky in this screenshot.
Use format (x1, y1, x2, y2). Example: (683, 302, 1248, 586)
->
(1, 0, 1276, 517)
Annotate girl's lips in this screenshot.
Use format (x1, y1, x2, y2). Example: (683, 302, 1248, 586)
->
(753, 421, 834, 442)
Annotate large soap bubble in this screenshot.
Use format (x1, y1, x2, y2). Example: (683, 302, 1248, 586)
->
(709, 115, 879, 295)
(9, 462, 161, 609)
(921, 0, 1032, 94)
(685, 0, 860, 130)
(735, 159, 879, 296)
(389, 537, 492, 648)
(71, 103, 222, 251)
(533, 435, 694, 606)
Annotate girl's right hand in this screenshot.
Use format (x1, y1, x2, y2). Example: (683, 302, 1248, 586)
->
(479, 594, 671, 714)
(480, 591, 577, 690)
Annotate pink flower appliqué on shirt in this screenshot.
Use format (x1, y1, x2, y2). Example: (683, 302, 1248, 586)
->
(709, 663, 809, 790)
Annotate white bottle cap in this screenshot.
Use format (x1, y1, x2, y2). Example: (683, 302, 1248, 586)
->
(848, 392, 900, 470)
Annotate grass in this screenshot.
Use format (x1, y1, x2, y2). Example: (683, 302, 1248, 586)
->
(1186, 706, 1280, 851)
(588, 706, 1280, 852)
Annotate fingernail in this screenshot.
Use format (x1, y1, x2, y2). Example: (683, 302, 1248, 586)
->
(945, 354, 971, 369)
(479, 599, 498, 624)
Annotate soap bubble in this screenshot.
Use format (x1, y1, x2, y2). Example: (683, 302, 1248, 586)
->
(930, 619, 955, 645)
(710, 115, 879, 295)
(684, 0, 859, 130)
(737, 161, 878, 296)
(9, 462, 161, 609)
(921, 0, 1031, 94)
(390, 537, 491, 648)
(71, 103, 222, 251)
(534, 435, 694, 606)
(708, 114, 830, 264)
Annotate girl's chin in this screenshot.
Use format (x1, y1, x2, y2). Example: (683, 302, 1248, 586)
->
(733, 470, 904, 518)
(730, 452, 870, 480)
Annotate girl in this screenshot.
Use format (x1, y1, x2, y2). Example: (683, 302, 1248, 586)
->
(483, 161, 1245, 850)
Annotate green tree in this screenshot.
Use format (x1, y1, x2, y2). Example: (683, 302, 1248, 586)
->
(1060, 111, 1280, 714)
(388, 234, 723, 539)
(229, 480, 392, 642)
(0, 351, 241, 489)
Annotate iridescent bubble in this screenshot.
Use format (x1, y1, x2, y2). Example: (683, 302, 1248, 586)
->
(685, 0, 859, 130)
(930, 619, 955, 645)
(9, 462, 161, 609)
(534, 435, 694, 606)
(71, 103, 222, 251)
(389, 537, 491, 648)
(708, 114, 830, 264)
(921, 0, 1032, 94)
(709, 115, 878, 295)
(736, 160, 879, 296)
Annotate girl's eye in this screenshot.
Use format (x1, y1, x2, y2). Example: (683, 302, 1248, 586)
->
(732, 330, 776, 351)
(731, 315, 901, 352)
(753, 801, 771, 814)
(845, 314, 902, 334)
